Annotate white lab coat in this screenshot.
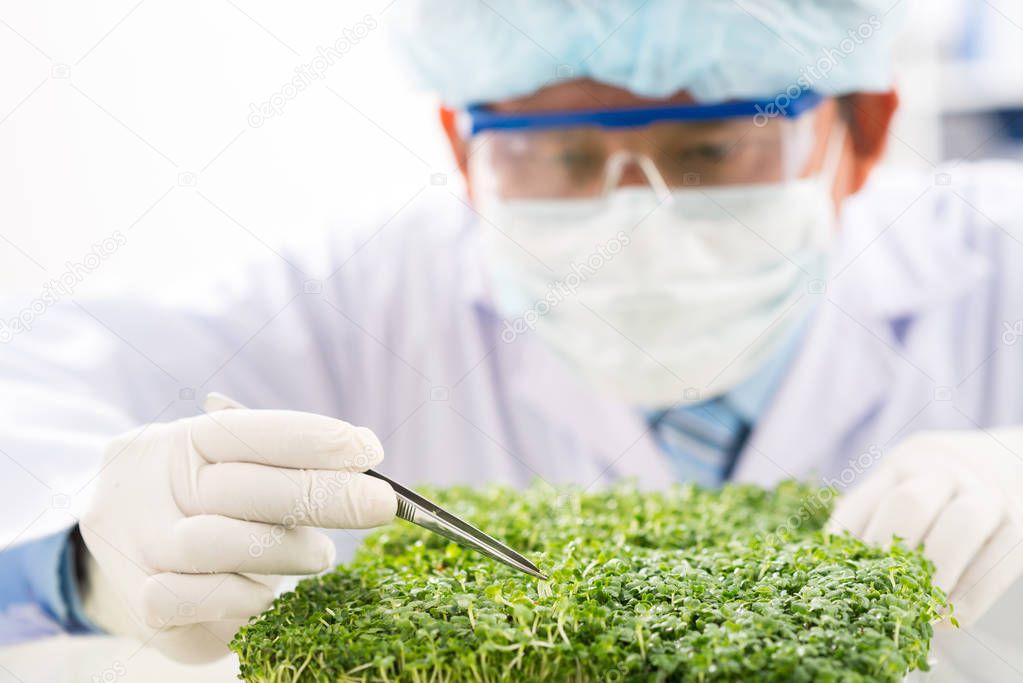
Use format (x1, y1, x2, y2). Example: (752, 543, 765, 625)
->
(2, 162, 1022, 679)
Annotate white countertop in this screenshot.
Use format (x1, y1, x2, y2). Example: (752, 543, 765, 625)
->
(0, 635, 238, 683)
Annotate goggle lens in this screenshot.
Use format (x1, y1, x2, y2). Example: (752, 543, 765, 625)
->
(470, 114, 814, 200)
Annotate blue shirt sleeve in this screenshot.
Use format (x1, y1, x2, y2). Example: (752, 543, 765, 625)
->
(0, 526, 103, 645)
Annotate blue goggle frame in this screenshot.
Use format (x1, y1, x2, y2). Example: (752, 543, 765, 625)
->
(466, 89, 823, 136)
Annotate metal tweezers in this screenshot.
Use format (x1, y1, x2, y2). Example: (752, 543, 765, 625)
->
(365, 470, 548, 580)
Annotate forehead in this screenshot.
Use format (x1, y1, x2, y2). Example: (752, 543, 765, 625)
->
(490, 78, 698, 114)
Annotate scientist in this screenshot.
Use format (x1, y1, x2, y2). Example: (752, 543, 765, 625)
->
(2, 0, 1023, 664)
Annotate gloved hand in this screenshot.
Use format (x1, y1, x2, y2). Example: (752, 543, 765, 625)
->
(828, 429, 1023, 626)
(78, 393, 397, 662)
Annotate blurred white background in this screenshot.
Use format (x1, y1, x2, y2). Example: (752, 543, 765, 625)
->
(889, 0, 1023, 167)
(2, 0, 1023, 301)
(0, 0, 454, 303)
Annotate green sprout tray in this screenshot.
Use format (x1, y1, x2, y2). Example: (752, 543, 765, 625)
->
(232, 481, 946, 683)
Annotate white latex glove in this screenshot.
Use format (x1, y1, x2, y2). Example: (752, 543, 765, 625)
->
(828, 429, 1023, 626)
(79, 393, 397, 663)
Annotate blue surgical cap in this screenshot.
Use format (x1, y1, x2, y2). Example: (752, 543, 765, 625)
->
(388, 0, 905, 106)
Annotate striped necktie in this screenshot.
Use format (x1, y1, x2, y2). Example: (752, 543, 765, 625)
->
(646, 398, 752, 487)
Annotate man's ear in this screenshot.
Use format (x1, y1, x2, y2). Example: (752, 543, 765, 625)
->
(841, 91, 899, 194)
(439, 107, 471, 190)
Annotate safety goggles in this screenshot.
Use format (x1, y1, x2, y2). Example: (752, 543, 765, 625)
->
(464, 90, 825, 200)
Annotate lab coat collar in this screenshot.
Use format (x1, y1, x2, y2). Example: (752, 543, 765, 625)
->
(723, 312, 811, 426)
(733, 174, 995, 484)
(453, 202, 492, 309)
(829, 172, 991, 323)
(730, 292, 895, 485)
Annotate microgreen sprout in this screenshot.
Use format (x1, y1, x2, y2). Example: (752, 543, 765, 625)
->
(232, 481, 947, 682)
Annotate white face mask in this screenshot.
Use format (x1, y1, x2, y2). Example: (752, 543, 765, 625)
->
(479, 130, 843, 406)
